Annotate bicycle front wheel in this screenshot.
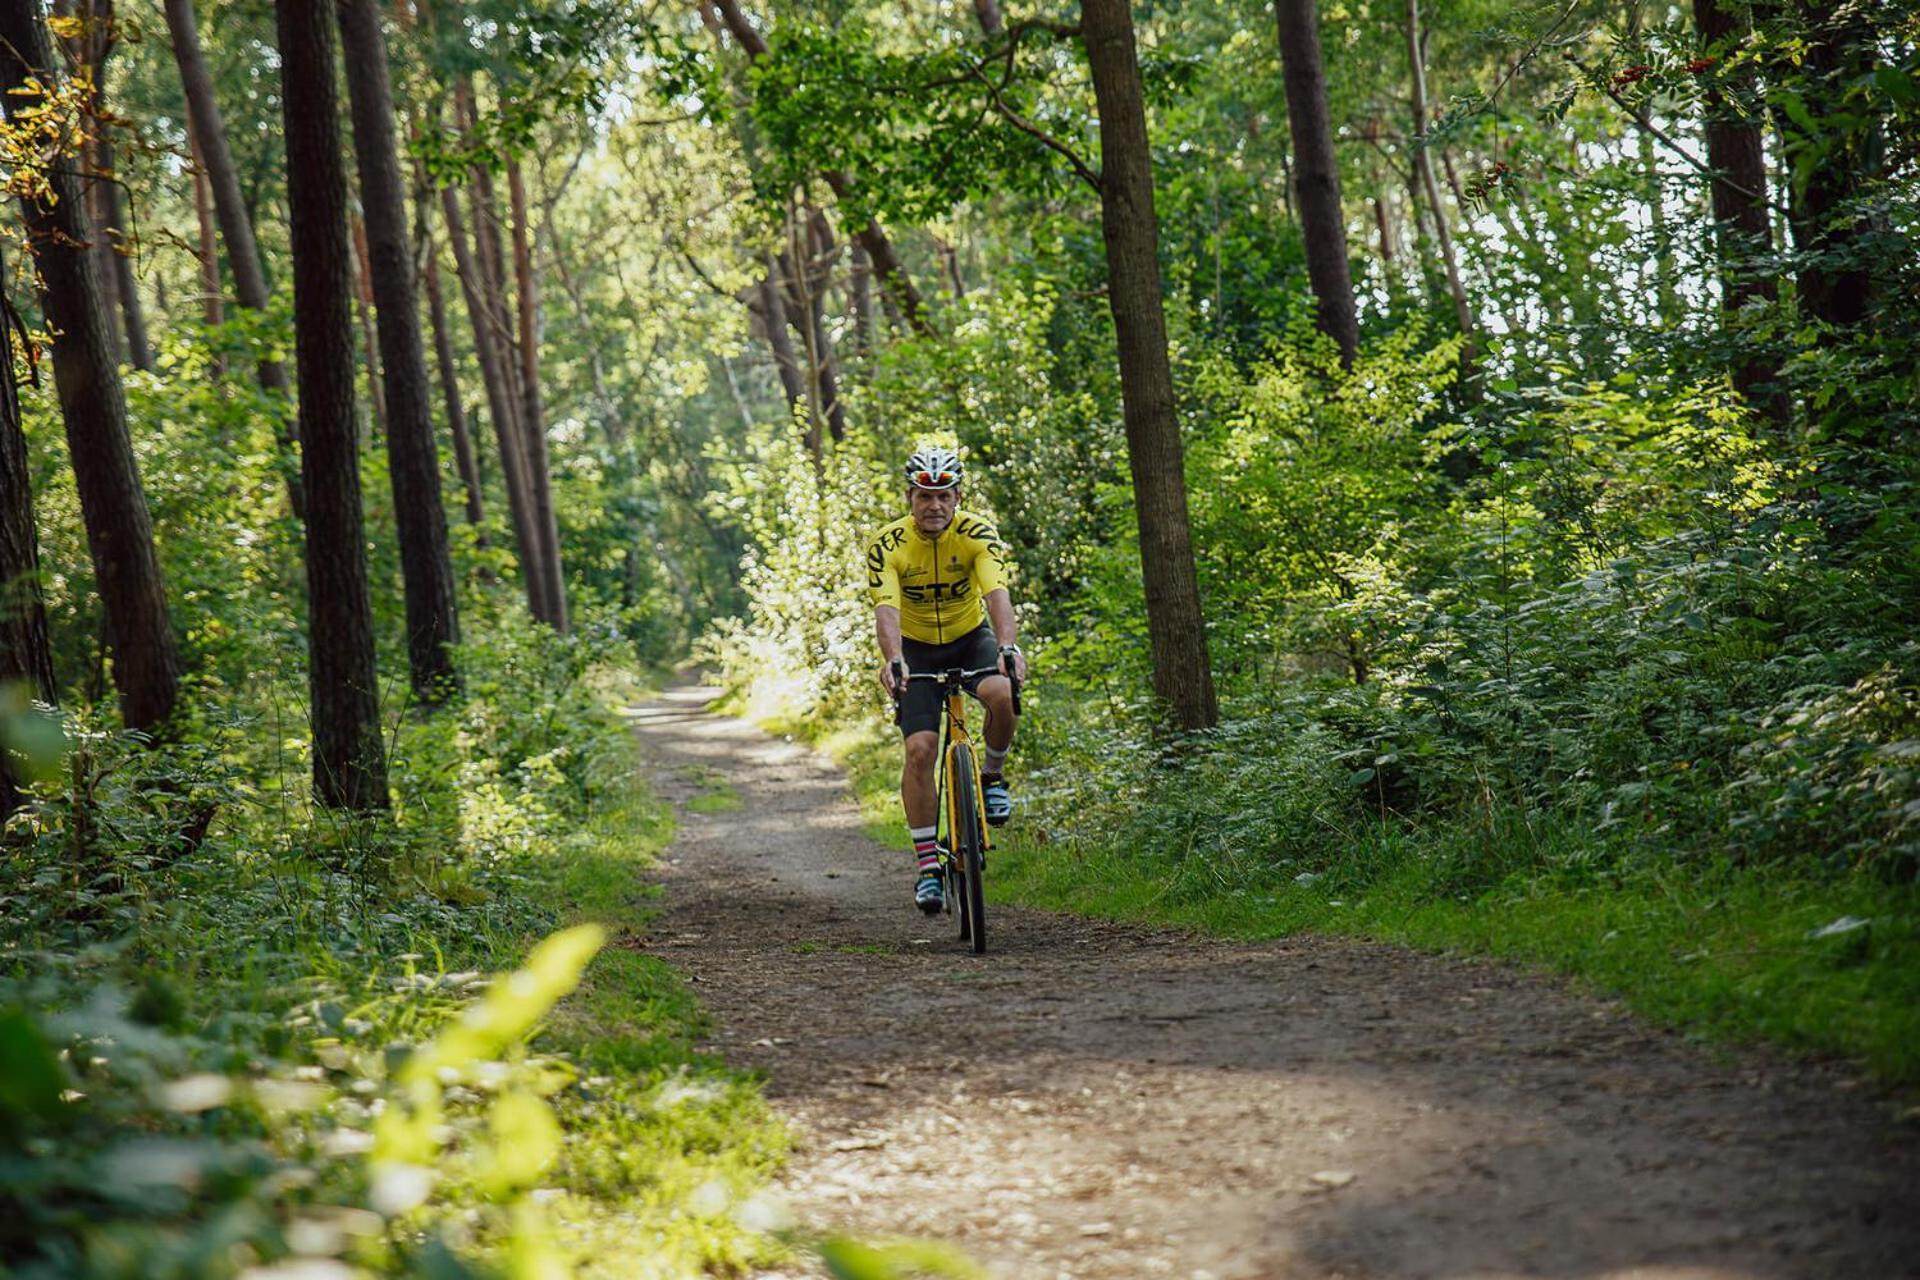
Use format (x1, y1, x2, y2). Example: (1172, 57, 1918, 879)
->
(949, 743, 987, 955)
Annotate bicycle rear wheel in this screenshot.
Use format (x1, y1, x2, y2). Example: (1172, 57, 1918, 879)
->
(949, 744, 987, 954)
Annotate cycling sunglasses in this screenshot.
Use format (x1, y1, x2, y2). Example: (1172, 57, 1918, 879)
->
(911, 469, 959, 489)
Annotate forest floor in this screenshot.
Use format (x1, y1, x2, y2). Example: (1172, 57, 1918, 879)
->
(626, 683, 1920, 1280)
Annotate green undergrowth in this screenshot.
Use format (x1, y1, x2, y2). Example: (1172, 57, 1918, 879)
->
(0, 635, 790, 1278)
(795, 711, 1920, 1089)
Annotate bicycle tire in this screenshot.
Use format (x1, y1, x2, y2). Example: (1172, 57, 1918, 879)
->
(949, 744, 987, 954)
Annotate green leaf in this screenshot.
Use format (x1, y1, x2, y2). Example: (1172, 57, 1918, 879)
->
(0, 1008, 64, 1131)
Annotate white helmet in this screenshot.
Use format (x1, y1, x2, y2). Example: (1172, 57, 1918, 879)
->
(904, 447, 963, 491)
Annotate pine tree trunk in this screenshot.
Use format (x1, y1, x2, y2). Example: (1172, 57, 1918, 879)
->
(186, 100, 226, 336)
(1, 237, 58, 816)
(441, 180, 545, 617)
(1693, 0, 1787, 427)
(338, 0, 460, 699)
(96, 139, 153, 370)
(1274, 0, 1359, 367)
(1082, 0, 1219, 732)
(1405, 0, 1474, 353)
(507, 155, 568, 632)
(164, 0, 303, 518)
(422, 220, 486, 533)
(0, 3, 181, 738)
(276, 0, 388, 811)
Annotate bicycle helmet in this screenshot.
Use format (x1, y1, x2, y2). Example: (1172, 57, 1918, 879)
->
(904, 446, 963, 491)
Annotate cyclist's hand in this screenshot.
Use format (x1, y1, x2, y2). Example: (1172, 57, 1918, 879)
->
(880, 658, 907, 699)
(999, 646, 1028, 683)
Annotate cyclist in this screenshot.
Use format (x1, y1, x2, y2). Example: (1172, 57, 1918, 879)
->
(865, 446, 1028, 915)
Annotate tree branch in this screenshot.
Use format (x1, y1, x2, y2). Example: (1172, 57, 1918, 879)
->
(1565, 53, 1767, 206)
(962, 54, 1101, 193)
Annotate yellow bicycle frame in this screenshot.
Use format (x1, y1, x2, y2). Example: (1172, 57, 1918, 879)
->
(940, 687, 993, 859)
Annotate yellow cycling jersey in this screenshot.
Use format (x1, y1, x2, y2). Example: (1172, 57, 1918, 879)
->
(863, 510, 1010, 645)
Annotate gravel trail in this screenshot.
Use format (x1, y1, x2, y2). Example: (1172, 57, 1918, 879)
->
(628, 684, 1918, 1280)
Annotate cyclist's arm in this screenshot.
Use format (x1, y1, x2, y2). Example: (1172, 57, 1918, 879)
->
(985, 588, 1026, 681)
(875, 604, 904, 666)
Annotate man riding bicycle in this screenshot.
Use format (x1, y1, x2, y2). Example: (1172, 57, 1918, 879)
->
(866, 447, 1028, 915)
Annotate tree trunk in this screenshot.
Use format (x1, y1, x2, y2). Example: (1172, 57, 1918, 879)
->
(0, 4, 181, 738)
(349, 212, 386, 440)
(1082, 0, 1219, 732)
(441, 180, 545, 616)
(1777, 2, 1874, 335)
(338, 0, 460, 699)
(507, 155, 568, 632)
(1373, 193, 1395, 263)
(164, 0, 303, 517)
(422, 222, 486, 533)
(276, 0, 388, 811)
(973, 0, 1003, 38)
(807, 211, 847, 441)
(1274, 0, 1359, 367)
(96, 140, 153, 371)
(1, 239, 58, 818)
(185, 99, 226, 339)
(1693, 0, 1787, 426)
(850, 240, 874, 356)
(755, 263, 809, 419)
(1404, 0, 1474, 353)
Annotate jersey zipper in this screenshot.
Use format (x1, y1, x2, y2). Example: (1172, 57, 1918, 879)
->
(931, 528, 944, 643)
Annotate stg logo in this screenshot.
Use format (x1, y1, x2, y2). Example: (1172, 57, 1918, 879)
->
(902, 579, 973, 604)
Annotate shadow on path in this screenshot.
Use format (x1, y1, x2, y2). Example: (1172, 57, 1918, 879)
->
(627, 685, 1920, 1280)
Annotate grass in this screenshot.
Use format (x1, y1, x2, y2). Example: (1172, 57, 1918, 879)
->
(808, 712, 1920, 1088)
(687, 785, 744, 813)
(526, 776, 791, 1277)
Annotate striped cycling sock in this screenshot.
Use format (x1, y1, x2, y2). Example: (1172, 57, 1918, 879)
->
(982, 745, 1008, 777)
(910, 824, 940, 875)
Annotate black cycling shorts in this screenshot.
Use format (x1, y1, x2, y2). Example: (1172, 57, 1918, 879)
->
(897, 623, 1001, 738)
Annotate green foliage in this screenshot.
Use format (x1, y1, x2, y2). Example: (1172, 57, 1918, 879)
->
(0, 625, 784, 1277)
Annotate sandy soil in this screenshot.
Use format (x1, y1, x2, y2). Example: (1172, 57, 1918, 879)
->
(627, 685, 1919, 1280)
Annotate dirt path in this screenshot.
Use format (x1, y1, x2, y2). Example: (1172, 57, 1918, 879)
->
(628, 685, 1918, 1280)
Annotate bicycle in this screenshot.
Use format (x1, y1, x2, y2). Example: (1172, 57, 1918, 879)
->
(889, 659, 1021, 954)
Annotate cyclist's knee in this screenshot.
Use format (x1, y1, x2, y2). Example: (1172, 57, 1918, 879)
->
(904, 732, 939, 770)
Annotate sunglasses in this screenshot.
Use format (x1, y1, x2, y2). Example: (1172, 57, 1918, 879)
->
(912, 470, 958, 488)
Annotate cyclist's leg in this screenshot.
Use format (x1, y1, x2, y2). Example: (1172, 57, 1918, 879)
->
(898, 643, 945, 911)
(903, 731, 944, 912)
(959, 623, 1018, 826)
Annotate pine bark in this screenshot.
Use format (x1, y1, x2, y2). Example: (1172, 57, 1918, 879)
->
(1693, 0, 1788, 425)
(277, 0, 388, 810)
(185, 99, 225, 335)
(338, 0, 460, 698)
(0, 3, 181, 737)
(96, 139, 152, 371)
(164, 0, 303, 517)
(422, 219, 486, 532)
(0, 242, 58, 785)
(507, 156, 568, 632)
(1082, 0, 1219, 732)
(1274, 0, 1359, 366)
(441, 178, 545, 616)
